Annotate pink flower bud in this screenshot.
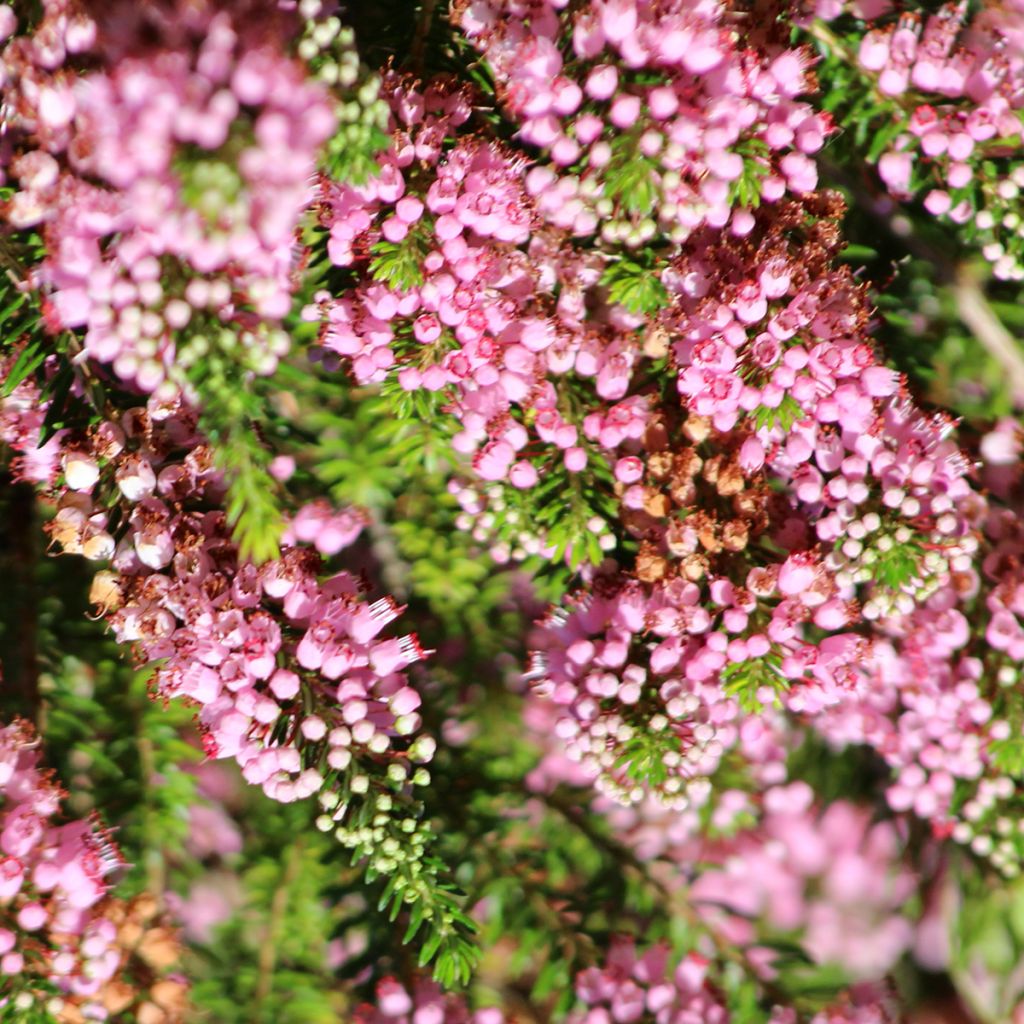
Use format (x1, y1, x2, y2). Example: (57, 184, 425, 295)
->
(585, 64, 619, 101)
(924, 189, 951, 215)
(301, 716, 327, 741)
(269, 670, 300, 701)
(509, 460, 539, 489)
(63, 452, 100, 492)
(17, 903, 46, 931)
(565, 447, 587, 472)
(739, 437, 765, 473)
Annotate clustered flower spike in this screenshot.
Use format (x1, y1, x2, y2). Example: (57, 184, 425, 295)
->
(354, 976, 504, 1024)
(821, 2, 1024, 279)
(692, 784, 917, 981)
(2, 0, 334, 397)
(0, 718, 126, 1020)
(566, 938, 901, 1024)
(0, 391, 430, 806)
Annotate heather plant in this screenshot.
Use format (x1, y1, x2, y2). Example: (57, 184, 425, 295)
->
(1, 0, 1024, 1021)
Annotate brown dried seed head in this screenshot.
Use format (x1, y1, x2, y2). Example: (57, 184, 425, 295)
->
(665, 518, 697, 557)
(46, 517, 85, 555)
(138, 1004, 167, 1024)
(137, 928, 182, 971)
(642, 489, 672, 519)
(647, 451, 674, 481)
(643, 324, 671, 359)
(151, 979, 189, 1014)
(722, 519, 750, 552)
(691, 512, 720, 553)
(733, 490, 761, 518)
(702, 454, 722, 485)
(680, 553, 709, 582)
(89, 571, 123, 614)
(673, 448, 703, 479)
(636, 545, 670, 583)
(118, 921, 144, 949)
(716, 460, 745, 496)
(644, 417, 670, 452)
(102, 981, 137, 1015)
(131, 892, 160, 923)
(669, 477, 696, 507)
(683, 415, 712, 444)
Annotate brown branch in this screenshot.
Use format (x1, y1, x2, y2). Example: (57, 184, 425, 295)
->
(408, 0, 440, 74)
(539, 790, 804, 1019)
(952, 266, 1024, 407)
(1, 478, 41, 722)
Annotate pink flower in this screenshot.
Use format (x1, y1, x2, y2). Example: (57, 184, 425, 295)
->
(778, 554, 818, 596)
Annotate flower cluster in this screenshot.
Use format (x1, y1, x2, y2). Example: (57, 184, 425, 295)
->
(0, 718, 125, 1020)
(38, 402, 429, 805)
(4, 0, 1024, 1016)
(307, 7, 1023, 903)
(56, 894, 188, 1024)
(353, 976, 503, 1024)
(692, 783, 918, 980)
(567, 939, 900, 1024)
(567, 939, 728, 1024)
(525, 568, 838, 807)
(841, 2, 1024, 279)
(313, 77, 639, 497)
(2, 0, 334, 396)
(460, 0, 834, 242)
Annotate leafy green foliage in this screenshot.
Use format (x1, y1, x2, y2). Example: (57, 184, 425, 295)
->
(391, 488, 513, 634)
(0, 503, 202, 890)
(190, 363, 286, 564)
(0, 232, 105, 434)
(376, 852, 481, 988)
(218, 435, 286, 564)
(41, 658, 201, 884)
(179, 156, 245, 222)
(320, 759, 482, 988)
(870, 536, 924, 593)
(369, 222, 433, 292)
(950, 865, 1024, 1023)
(721, 653, 788, 713)
(752, 394, 803, 432)
(603, 137, 659, 215)
(612, 730, 678, 788)
(322, 119, 393, 188)
(187, 817, 355, 1024)
(728, 138, 771, 209)
(601, 255, 669, 315)
(773, 960, 852, 1012)
(0, 288, 44, 397)
(784, 734, 889, 808)
(0, 984, 61, 1024)
(527, 449, 618, 578)
(430, 697, 666, 1017)
(989, 737, 1024, 779)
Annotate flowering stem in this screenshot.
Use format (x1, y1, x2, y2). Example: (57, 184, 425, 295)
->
(253, 838, 304, 1012)
(135, 731, 166, 908)
(539, 791, 803, 1018)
